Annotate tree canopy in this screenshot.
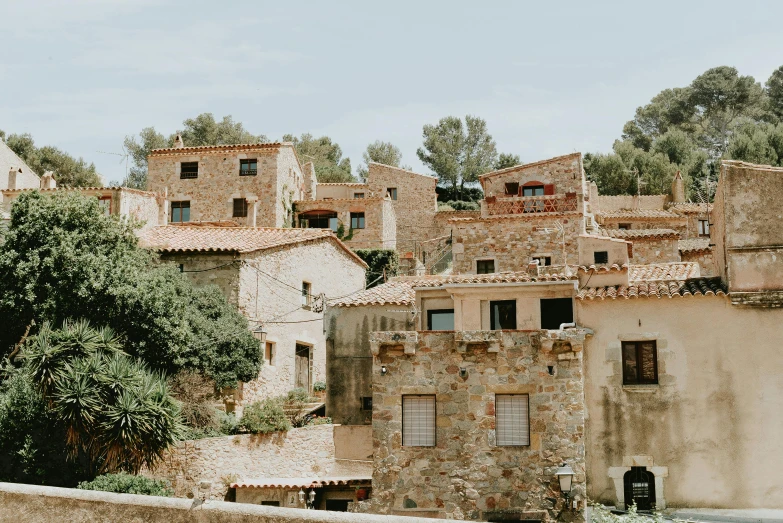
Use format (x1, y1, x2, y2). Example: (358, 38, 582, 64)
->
(495, 153, 521, 170)
(417, 115, 498, 200)
(1, 132, 102, 187)
(282, 133, 354, 183)
(357, 140, 405, 180)
(0, 191, 261, 388)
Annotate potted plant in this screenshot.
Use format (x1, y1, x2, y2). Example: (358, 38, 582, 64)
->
(313, 381, 326, 400)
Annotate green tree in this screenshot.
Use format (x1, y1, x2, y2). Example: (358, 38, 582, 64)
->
(4, 133, 102, 187)
(283, 133, 353, 183)
(417, 115, 498, 200)
(494, 153, 521, 170)
(123, 113, 267, 189)
(765, 66, 783, 122)
(357, 141, 404, 180)
(726, 122, 783, 166)
(0, 191, 260, 388)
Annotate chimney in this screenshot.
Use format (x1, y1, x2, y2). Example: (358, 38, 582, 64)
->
(40, 171, 57, 189)
(671, 171, 685, 203)
(174, 134, 184, 149)
(7, 167, 19, 190)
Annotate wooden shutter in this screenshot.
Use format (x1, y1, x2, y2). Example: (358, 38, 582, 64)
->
(544, 184, 555, 195)
(403, 395, 436, 446)
(495, 394, 529, 446)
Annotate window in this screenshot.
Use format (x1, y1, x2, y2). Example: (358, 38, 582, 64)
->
(350, 212, 365, 229)
(495, 394, 530, 446)
(170, 201, 190, 223)
(476, 259, 495, 274)
(622, 341, 658, 385)
(402, 395, 435, 447)
(490, 300, 516, 330)
(264, 342, 275, 366)
(239, 158, 258, 176)
(504, 182, 519, 196)
(233, 198, 248, 218)
(594, 251, 609, 264)
(624, 467, 656, 510)
(353, 192, 365, 199)
(532, 256, 551, 266)
(522, 185, 545, 196)
(97, 196, 112, 216)
(618, 223, 632, 230)
(299, 211, 338, 231)
(386, 187, 397, 200)
(180, 161, 198, 179)
(261, 501, 281, 507)
(301, 282, 312, 308)
(540, 298, 574, 330)
(361, 396, 373, 411)
(698, 219, 710, 237)
(427, 309, 455, 331)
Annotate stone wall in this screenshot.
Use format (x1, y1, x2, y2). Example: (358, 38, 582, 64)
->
(119, 188, 163, 231)
(147, 144, 304, 227)
(451, 214, 583, 274)
(479, 153, 584, 198)
(597, 195, 669, 212)
(160, 252, 241, 306)
(599, 215, 688, 235)
(316, 183, 369, 200)
(146, 425, 370, 501)
(628, 237, 679, 265)
(0, 482, 437, 523)
(365, 330, 587, 521)
(294, 198, 396, 250)
(680, 249, 715, 277)
(433, 210, 480, 236)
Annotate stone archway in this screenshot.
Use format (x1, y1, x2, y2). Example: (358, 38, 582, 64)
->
(607, 455, 668, 509)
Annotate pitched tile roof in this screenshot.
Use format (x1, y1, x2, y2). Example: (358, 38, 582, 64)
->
(628, 262, 700, 281)
(140, 226, 367, 267)
(149, 142, 284, 155)
(478, 152, 581, 180)
(602, 228, 680, 240)
(330, 271, 577, 307)
(668, 202, 713, 214)
(599, 209, 682, 219)
(578, 263, 628, 273)
(577, 278, 727, 300)
(679, 238, 712, 254)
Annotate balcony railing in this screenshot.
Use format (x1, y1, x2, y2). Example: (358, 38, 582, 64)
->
(486, 193, 578, 216)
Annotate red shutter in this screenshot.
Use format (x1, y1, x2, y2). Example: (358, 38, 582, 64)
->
(544, 184, 555, 195)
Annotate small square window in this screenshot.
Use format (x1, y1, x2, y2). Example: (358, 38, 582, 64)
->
(361, 396, 373, 411)
(350, 212, 365, 229)
(698, 219, 710, 237)
(180, 162, 198, 179)
(233, 198, 248, 218)
(618, 223, 631, 230)
(490, 300, 516, 330)
(495, 394, 530, 446)
(387, 187, 397, 200)
(402, 395, 435, 447)
(170, 201, 190, 223)
(354, 192, 365, 199)
(505, 182, 519, 196)
(532, 256, 551, 266)
(622, 341, 658, 385)
(477, 259, 495, 274)
(240, 158, 258, 176)
(594, 251, 609, 264)
(522, 185, 544, 197)
(427, 309, 455, 330)
(302, 281, 312, 308)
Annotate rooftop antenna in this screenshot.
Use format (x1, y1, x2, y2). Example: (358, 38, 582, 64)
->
(97, 145, 130, 181)
(539, 220, 570, 276)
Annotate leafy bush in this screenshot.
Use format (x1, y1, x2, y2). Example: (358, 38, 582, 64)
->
(436, 185, 483, 203)
(313, 381, 326, 392)
(237, 397, 291, 434)
(283, 388, 318, 428)
(444, 200, 479, 211)
(308, 416, 332, 426)
(169, 371, 219, 432)
(353, 249, 399, 287)
(77, 473, 172, 497)
(219, 411, 239, 435)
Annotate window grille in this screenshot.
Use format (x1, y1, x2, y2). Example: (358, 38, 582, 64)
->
(402, 395, 436, 446)
(180, 162, 198, 179)
(495, 394, 530, 446)
(240, 158, 258, 176)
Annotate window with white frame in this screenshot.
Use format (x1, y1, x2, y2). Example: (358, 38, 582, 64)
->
(495, 394, 530, 446)
(402, 395, 435, 446)
(698, 219, 710, 237)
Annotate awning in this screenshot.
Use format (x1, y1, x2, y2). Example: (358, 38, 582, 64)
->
(231, 476, 372, 489)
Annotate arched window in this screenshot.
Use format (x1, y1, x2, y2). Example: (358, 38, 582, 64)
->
(299, 211, 338, 231)
(623, 467, 656, 510)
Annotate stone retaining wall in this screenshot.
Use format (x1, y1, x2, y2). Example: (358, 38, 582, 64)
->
(0, 482, 439, 523)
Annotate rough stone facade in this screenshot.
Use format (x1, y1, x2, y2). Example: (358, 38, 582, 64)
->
(627, 237, 679, 265)
(294, 197, 396, 250)
(147, 143, 304, 227)
(363, 330, 587, 521)
(480, 153, 585, 200)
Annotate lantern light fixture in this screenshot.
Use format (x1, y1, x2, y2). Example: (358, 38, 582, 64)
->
(555, 462, 574, 499)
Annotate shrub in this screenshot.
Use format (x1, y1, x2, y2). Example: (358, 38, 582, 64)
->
(77, 472, 172, 497)
(313, 381, 326, 392)
(219, 411, 239, 435)
(308, 416, 332, 426)
(445, 200, 479, 211)
(168, 371, 219, 432)
(353, 249, 399, 287)
(238, 397, 291, 434)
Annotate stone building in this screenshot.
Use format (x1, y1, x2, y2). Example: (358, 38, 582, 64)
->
(0, 139, 40, 192)
(140, 225, 367, 403)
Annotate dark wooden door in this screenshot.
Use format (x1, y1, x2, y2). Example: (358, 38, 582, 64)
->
(624, 467, 656, 510)
(295, 344, 311, 390)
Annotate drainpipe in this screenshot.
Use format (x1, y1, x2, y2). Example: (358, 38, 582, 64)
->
(559, 322, 576, 330)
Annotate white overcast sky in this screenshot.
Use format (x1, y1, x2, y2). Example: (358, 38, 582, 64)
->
(1, 0, 781, 183)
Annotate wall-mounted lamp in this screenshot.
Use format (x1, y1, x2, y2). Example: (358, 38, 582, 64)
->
(298, 488, 305, 505)
(253, 324, 267, 344)
(555, 462, 574, 501)
(307, 488, 316, 509)
(459, 367, 467, 378)
(380, 365, 388, 376)
(547, 365, 555, 376)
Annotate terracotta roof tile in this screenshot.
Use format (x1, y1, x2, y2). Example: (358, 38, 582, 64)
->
(628, 262, 700, 281)
(479, 152, 581, 180)
(577, 263, 628, 273)
(599, 209, 682, 219)
(577, 277, 726, 300)
(140, 226, 367, 267)
(602, 228, 679, 240)
(679, 238, 712, 254)
(149, 142, 284, 155)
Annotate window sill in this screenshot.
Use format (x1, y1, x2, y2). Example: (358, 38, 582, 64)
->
(623, 385, 659, 393)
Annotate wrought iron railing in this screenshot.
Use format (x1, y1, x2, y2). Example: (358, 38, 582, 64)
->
(486, 194, 578, 215)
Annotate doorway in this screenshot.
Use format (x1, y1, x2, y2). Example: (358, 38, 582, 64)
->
(624, 467, 656, 510)
(539, 298, 574, 330)
(295, 344, 312, 390)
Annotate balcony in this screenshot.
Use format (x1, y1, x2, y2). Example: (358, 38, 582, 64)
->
(486, 193, 578, 216)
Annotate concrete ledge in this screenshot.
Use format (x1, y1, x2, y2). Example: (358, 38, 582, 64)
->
(0, 482, 442, 523)
(670, 510, 783, 523)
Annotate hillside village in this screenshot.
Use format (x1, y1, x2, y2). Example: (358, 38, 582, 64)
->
(2, 130, 782, 523)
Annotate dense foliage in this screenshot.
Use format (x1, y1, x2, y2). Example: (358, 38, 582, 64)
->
(77, 473, 173, 497)
(282, 132, 353, 183)
(353, 248, 399, 287)
(438, 200, 480, 211)
(356, 140, 407, 180)
(436, 185, 484, 203)
(0, 191, 261, 388)
(586, 65, 783, 199)
(0, 132, 102, 187)
(237, 396, 292, 434)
